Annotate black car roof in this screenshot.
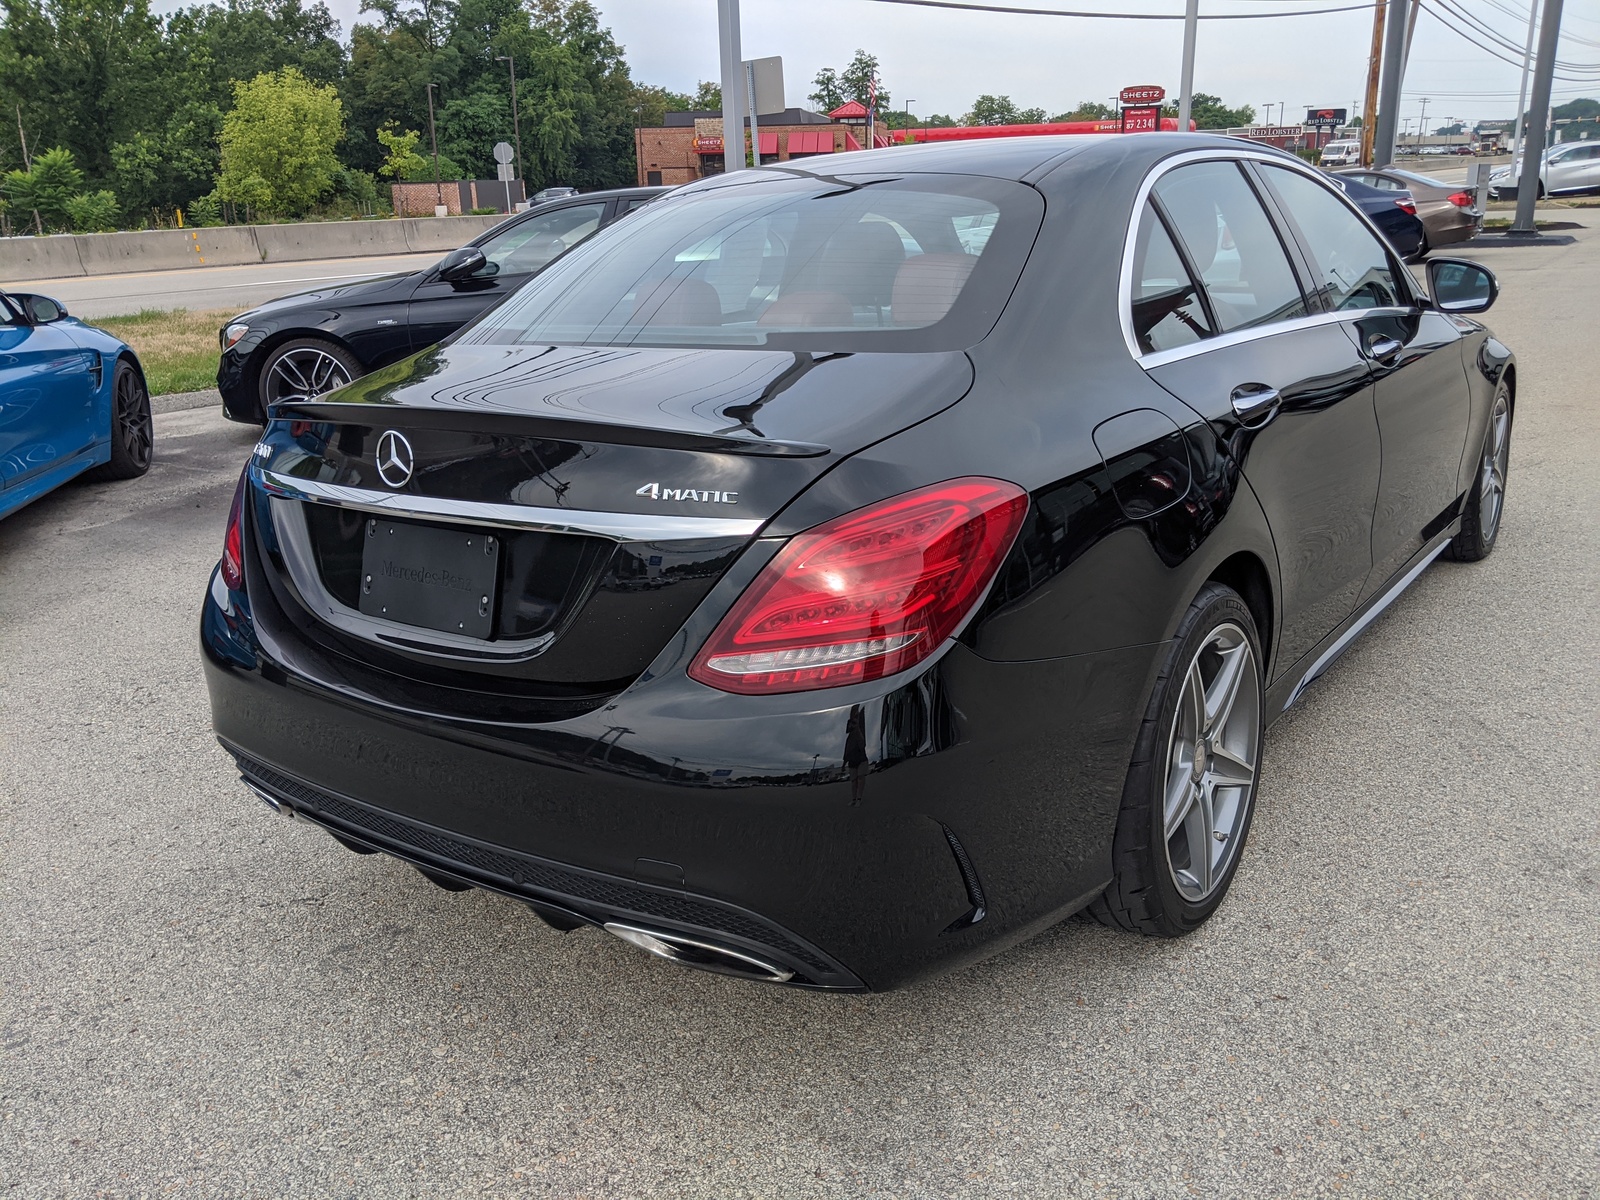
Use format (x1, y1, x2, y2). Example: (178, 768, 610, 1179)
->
(742, 133, 1297, 185)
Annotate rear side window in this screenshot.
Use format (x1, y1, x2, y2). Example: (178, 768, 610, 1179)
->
(1259, 165, 1403, 311)
(477, 203, 606, 277)
(1152, 161, 1308, 334)
(1129, 204, 1213, 353)
(459, 173, 1044, 353)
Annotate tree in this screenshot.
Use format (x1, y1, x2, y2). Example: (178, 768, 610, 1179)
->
(923, 113, 959, 127)
(3, 146, 85, 230)
(810, 50, 888, 118)
(1188, 94, 1254, 130)
(65, 189, 118, 231)
(377, 126, 428, 178)
(808, 68, 843, 114)
(1053, 101, 1115, 122)
(969, 95, 1021, 126)
(218, 66, 344, 217)
(633, 83, 694, 126)
(1552, 98, 1599, 121)
(691, 80, 721, 110)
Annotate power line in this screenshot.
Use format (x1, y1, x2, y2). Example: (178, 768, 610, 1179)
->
(1431, 0, 1599, 69)
(1419, 1, 1600, 78)
(861, 0, 1375, 20)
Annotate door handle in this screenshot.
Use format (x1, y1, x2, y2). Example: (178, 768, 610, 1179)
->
(1230, 382, 1281, 425)
(1366, 334, 1404, 362)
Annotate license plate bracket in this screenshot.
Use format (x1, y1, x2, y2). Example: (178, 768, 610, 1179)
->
(358, 517, 500, 639)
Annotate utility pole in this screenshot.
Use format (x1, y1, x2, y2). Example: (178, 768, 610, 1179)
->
(1373, 0, 1410, 167)
(747, 59, 761, 166)
(1510, 0, 1539, 156)
(1177, 0, 1199, 133)
(425, 83, 444, 210)
(716, 0, 746, 175)
(1418, 96, 1430, 140)
(1361, 0, 1387, 165)
(495, 55, 523, 185)
(1511, 0, 1564, 234)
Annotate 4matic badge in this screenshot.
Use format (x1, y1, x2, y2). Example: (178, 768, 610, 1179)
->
(636, 482, 739, 505)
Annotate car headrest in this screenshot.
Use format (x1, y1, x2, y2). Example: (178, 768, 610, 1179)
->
(631, 278, 723, 327)
(891, 254, 976, 326)
(758, 291, 854, 328)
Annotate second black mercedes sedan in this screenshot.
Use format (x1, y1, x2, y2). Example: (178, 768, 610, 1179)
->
(203, 135, 1514, 991)
(216, 186, 669, 424)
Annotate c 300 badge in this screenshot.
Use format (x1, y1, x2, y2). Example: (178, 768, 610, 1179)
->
(636, 482, 738, 505)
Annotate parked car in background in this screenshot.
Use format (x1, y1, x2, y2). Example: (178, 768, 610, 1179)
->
(204, 135, 1514, 991)
(1488, 141, 1600, 200)
(216, 187, 670, 424)
(532, 186, 580, 203)
(1323, 173, 1426, 258)
(1, 291, 152, 520)
(1336, 167, 1481, 253)
(1320, 140, 1361, 168)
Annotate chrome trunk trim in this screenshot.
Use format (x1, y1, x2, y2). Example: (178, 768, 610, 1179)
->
(255, 467, 766, 541)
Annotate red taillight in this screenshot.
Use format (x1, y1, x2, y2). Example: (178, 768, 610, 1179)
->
(220, 468, 247, 590)
(1395, 199, 1417, 215)
(1447, 191, 1472, 208)
(687, 478, 1029, 695)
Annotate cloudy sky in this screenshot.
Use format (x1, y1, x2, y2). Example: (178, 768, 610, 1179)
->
(313, 0, 1600, 128)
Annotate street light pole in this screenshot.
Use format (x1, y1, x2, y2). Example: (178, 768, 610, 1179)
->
(1177, 0, 1199, 133)
(716, 0, 746, 175)
(425, 82, 443, 210)
(495, 55, 523, 185)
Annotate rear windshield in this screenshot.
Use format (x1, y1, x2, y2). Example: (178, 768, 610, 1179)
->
(457, 172, 1043, 353)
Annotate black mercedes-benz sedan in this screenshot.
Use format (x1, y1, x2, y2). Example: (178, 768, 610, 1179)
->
(202, 135, 1514, 991)
(215, 186, 670, 424)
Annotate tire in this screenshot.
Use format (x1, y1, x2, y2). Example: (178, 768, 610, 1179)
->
(1088, 582, 1265, 937)
(85, 359, 152, 482)
(1447, 380, 1511, 562)
(255, 337, 362, 414)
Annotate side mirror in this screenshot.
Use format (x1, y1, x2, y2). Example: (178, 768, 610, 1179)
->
(437, 246, 487, 282)
(1427, 259, 1498, 314)
(14, 294, 67, 322)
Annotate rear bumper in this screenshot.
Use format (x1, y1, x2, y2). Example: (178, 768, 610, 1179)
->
(202, 565, 1161, 990)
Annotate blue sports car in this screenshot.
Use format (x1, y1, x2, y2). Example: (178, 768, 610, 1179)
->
(0, 290, 152, 519)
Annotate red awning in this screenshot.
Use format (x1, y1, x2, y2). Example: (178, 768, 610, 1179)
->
(788, 130, 834, 154)
(758, 132, 778, 156)
(843, 131, 862, 151)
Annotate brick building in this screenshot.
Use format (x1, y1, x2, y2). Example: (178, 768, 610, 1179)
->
(634, 108, 859, 187)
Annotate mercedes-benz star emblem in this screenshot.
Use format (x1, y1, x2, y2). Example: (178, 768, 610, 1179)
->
(375, 430, 414, 488)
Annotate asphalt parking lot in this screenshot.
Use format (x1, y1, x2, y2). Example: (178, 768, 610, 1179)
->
(2, 220, 1596, 1198)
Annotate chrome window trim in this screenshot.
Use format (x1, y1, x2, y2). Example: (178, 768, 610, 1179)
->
(1119, 148, 1421, 368)
(256, 468, 765, 541)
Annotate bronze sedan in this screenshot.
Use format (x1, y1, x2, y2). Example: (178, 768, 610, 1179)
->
(1336, 167, 1482, 254)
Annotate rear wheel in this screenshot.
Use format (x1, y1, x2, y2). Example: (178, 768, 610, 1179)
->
(256, 337, 362, 413)
(1089, 583, 1264, 937)
(86, 359, 152, 481)
(1447, 382, 1511, 562)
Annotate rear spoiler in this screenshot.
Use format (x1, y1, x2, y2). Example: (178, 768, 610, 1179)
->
(269, 401, 830, 459)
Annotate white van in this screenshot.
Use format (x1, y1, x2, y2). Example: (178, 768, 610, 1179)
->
(1320, 140, 1361, 168)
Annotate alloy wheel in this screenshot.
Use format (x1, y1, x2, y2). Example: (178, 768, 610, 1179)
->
(1479, 391, 1510, 542)
(1161, 622, 1261, 902)
(264, 346, 353, 404)
(117, 367, 153, 471)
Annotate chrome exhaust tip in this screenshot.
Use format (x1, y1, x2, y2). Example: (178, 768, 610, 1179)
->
(603, 922, 795, 984)
(243, 780, 293, 818)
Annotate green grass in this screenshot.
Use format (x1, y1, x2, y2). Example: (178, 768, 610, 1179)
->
(89, 307, 233, 396)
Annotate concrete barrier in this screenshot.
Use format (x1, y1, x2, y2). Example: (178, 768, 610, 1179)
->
(254, 219, 410, 262)
(0, 235, 86, 280)
(1, 213, 512, 281)
(400, 215, 507, 253)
